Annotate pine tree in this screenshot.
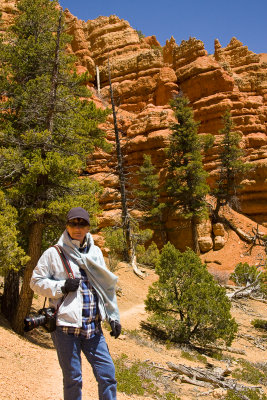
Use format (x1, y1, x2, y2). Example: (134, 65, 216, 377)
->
(166, 96, 209, 253)
(135, 154, 166, 243)
(0, 190, 29, 320)
(214, 110, 251, 216)
(0, 0, 108, 333)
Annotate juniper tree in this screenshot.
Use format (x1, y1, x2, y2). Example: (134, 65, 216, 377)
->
(145, 242, 238, 345)
(166, 96, 209, 253)
(214, 110, 251, 217)
(0, 0, 108, 333)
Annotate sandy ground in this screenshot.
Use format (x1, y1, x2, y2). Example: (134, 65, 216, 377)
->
(1, 261, 267, 400)
(1, 209, 267, 399)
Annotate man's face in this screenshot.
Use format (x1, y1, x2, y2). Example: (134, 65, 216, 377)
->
(66, 218, 90, 244)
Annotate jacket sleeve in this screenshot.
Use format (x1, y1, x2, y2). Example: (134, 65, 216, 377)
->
(30, 248, 66, 299)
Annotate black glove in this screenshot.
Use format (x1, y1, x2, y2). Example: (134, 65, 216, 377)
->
(110, 320, 121, 339)
(61, 278, 80, 294)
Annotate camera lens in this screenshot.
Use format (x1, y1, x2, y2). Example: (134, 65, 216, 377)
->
(24, 314, 46, 332)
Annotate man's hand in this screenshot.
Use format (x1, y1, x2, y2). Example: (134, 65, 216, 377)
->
(110, 320, 121, 339)
(61, 278, 80, 294)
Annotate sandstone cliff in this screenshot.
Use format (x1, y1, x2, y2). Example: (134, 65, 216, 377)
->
(62, 9, 266, 227)
(1, 0, 267, 251)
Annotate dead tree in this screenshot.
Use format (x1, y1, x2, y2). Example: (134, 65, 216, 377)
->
(107, 61, 145, 278)
(108, 60, 131, 263)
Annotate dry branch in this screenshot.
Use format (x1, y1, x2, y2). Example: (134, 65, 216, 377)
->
(131, 254, 145, 279)
(227, 280, 262, 299)
(166, 361, 262, 396)
(202, 344, 246, 355)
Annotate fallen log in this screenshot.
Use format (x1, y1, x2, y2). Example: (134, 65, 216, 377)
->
(202, 344, 246, 355)
(226, 280, 262, 300)
(166, 361, 262, 396)
(179, 374, 212, 388)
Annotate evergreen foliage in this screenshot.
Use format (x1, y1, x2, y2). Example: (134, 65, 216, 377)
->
(136, 242, 160, 268)
(135, 154, 166, 238)
(251, 319, 267, 331)
(0, 190, 29, 276)
(214, 110, 252, 213)
(230, 262, 267, 297)
(104, 224, 155, 269)
(166, 96, 209, 220)
(0, 0, 108, 226)
(103, 227, 126, 267)
(166, 95, 210, 252)
(0, 0, 109, 332)
(145, 242, 238, 345)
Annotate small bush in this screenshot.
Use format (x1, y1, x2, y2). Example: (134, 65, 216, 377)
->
(114, 354, 181, 399)
(230, 262, 261, 286)
(136, 241, 160, 268)
(136, 30, 145, 39)
(230, 263, 267, 297)
(104, 227, 125, 259)
(251, 319, 267, 331)
(225, 388, 267, 400)
(181, 350, 207, 364)
(230, 262, 267, 298)
(115, 354, 144, 395)
(165, 394, 181, 400)
(232, 359, 266, 385)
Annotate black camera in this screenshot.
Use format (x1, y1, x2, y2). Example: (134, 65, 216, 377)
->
(24, 307, 57, 333)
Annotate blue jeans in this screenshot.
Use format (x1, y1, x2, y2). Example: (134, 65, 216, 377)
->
(51, 328, 117, 400)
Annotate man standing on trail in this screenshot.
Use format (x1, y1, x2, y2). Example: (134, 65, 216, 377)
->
(30, 207, 121, 400)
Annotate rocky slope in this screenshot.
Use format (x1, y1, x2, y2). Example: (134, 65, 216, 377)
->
(1, 0, 267, 251)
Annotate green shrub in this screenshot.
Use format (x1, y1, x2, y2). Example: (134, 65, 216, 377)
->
(145, 243, 238, 346)
(230, 262, 261, 285)
(136, 30, 145, 39)
(136, 241, 160, 268)
(251, 319, 267, 331)
(0, 190, 29, 276)
(225, 388, 267, 400)
(181, 350, 207, 364)
(232, 359, 266, 385)
(114, 354, 144, 395)
(230, 262, 267, 297)
(165, 394, 181, 400)
(114, 354, 181, 399)
(103, 227, 125, 270)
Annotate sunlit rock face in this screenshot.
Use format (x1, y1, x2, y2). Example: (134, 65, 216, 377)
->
(65, 13, 266, 229)
(1, 1, 267, 247)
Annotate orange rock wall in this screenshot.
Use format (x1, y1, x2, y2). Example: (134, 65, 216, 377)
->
(63, 11, 266, 229)
(1, 1, 267, 241)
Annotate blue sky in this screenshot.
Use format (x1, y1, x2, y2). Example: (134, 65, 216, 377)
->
(59, 0, 266, 55)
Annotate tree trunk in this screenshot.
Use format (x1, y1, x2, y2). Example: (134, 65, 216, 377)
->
(1, 269, 20, 322)
(12, 221, 44, 335)
(46, 10, 62, 133)
(192, 215, 200, 254)
(108, 60, 131, 262)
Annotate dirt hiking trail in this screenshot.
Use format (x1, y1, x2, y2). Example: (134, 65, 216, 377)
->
(1, 254, 267, 399)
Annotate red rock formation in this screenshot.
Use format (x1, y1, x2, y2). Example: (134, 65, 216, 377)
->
(1, 0, 267, 249)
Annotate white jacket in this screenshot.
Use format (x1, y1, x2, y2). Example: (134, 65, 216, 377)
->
(30, 232, 119, 327)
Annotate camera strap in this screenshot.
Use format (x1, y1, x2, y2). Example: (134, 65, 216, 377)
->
(42, 245, 75, 312)
(53, 244, 75, 279)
